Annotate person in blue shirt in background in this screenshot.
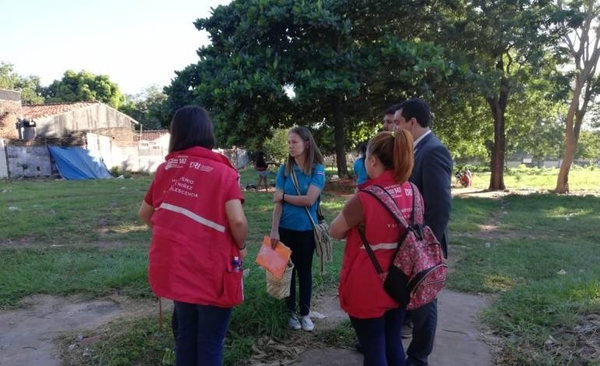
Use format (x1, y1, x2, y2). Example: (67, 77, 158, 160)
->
(270, 126, 325, 332)
(353, 141, 369, 186)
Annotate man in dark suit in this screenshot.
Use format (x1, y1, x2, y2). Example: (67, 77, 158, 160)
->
(395, 98, 452, 366)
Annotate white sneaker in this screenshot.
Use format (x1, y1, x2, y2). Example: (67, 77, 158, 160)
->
(301, 316, 314, 331)
(288, 315, 301, 330)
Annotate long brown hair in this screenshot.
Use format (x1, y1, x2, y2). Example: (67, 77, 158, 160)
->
(284, 126, 324, 176)
(367, 130, 414, 183)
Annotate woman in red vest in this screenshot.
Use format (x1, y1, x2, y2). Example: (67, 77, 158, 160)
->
(138, 106, 248, 366)
(330, 130, 419, 366)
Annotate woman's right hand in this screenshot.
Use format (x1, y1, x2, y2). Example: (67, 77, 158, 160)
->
(270, 229, 280, 249)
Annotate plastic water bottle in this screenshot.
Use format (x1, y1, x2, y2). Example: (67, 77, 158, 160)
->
(232, 256, 242, 273)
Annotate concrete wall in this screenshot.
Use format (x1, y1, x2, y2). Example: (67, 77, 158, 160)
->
(0, 139, 8, 178)
(87, 132, 165, 173)
(0, 135, 250, 179)
(6, 144, 55, 178)
(34, 104, 135, 142)
(1, 142, 164, 179)
(543, 160, 562, 168)
(505, 160, 523, 168)
(215, 148, 250, 169)
(139, 133, 170, 151)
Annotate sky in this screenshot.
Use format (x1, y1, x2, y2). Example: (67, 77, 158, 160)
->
(1, 0, 232, 95)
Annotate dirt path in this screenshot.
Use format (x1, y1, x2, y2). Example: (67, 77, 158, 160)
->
(291, 290, 494, 366)
(0, 290, 494, 366)
(0, 295, 158, 366)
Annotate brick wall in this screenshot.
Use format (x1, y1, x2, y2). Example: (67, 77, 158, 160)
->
(0, 90, 21, 139)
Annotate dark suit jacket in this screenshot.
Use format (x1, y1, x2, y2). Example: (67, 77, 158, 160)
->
(409, 132, 453, 257)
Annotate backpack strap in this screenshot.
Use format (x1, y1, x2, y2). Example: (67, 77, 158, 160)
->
(361, 184, 414, 228)
(358, 228, 385, 274)
(358, 183, 416, 276)
(290, 167, 327, 273)
(290, 167, 317, 228)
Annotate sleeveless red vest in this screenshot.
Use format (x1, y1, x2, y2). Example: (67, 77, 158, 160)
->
(339, 171, 417, 318)
(144, 147, 245, 307)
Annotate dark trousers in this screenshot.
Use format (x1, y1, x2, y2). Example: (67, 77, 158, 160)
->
(350, 307, 406, 366)
(406, 300, 437, 366)
(279, 227, 315, 316)
(174, 301, 232, 366)
(172, 307, 179, 341)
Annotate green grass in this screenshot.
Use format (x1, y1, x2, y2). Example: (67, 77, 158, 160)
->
(0, 178, 151, 245)
(0, 171, 348, 366)
(468, 166, 600, 192)
(1, 167, 600, 365)
(449, 193, 600, 365)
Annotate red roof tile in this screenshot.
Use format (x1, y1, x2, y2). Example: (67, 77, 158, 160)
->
(22, 102, 97, 119)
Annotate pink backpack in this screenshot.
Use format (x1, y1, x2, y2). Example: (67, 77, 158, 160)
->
(359, 184, 447, 310)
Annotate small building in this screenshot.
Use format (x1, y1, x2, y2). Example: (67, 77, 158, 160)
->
(0, 94, 167, 178)
(21, 102, 138, 143)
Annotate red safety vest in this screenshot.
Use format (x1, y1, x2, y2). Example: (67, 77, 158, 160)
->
(144, 146, 245, 308)
(339, 171, 418, 318)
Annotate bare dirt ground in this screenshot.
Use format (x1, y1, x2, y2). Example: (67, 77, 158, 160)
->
(0, 284, 495, 366)
(0, 295, 159, 366)
(0, 182, 504, 366)
(286, 290, 494, 366)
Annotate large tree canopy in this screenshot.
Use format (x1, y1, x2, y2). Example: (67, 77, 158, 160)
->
(119, 85, 169, 129)
(162, 0, 593, 185)
(440, 0, 565, 190)
(43, 70, 124, 109)
(167, 0, 455, 175)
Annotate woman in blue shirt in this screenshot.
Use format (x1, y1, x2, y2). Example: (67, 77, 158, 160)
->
(353, 141, 369, 185)
(271, 126, 325, 332)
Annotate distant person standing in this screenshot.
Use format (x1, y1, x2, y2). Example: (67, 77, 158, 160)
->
(138, 105, 248, 366)
(394, 98, 452, 366)
(353, 142, 369, 185)
(255, 152, 270, 191)
(383, 104, 400, 132)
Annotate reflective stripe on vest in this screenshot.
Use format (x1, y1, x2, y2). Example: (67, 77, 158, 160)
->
(159, 202, 225, 233)
(360, 242, 396, 251)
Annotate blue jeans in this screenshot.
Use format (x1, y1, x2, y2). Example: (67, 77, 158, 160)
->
(174, 302, 232, 366)
(279, 227, 315, 316)
(350, 307, 406, 366)
(406, 299, 437, 366)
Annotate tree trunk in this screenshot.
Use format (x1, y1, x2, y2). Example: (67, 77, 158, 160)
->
(554, 1, 600, 192)
(486, 69, 509, 191)
(554, 78, 583, 193)
(487, 97, 506, 191)
(331, 96, 348, 176)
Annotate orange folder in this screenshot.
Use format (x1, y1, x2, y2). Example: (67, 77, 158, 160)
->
(255, 236, 292, 279)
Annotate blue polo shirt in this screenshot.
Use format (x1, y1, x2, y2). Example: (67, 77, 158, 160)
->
(353, 157, 368, 185)
(276, 163, 326, 231)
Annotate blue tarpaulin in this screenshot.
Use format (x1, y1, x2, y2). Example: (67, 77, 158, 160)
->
(48, 146, 113, 180)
